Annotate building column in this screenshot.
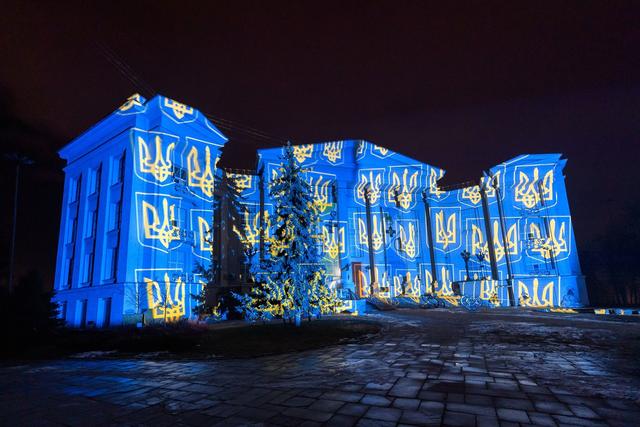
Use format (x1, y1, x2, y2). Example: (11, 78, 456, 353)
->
(364, 186, 377, 296)
(480, 186, 499, 280)
(421, 191, 437, 294)
(489, 172, 516, 307)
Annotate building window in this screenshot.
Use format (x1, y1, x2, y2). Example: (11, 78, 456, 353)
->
(111, 153, 126, 185)
(108, 200, 122, 232)
(86, 209, 98, 238)
(66, 255, 75, 288)
(105, 166, 124, 281)
(68, 175, 83, 203)
(88, 165, 102, 195)
(111, 247, 119, 280)
(103, 247, 118, 281)
(167, 251, 185, 270)
(64, 177, 82, 288)
(82, 251, 95, 284)
(100, 298, 112, 328)
(59, 301, 67, 321)
(76, 299, 88, 328)
(68, 178, 76, 202)
(65, 214, 77, 244)
(172, 165, 187, 181)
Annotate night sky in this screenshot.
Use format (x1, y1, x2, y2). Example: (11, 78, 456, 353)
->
(1, 1, 639, 288)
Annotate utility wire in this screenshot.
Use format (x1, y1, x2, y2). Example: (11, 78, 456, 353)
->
(96, 42, 156, 98)
(96, 41, 290, 147)
(204, 113, 284, 140)
(204, 115, 286, 146)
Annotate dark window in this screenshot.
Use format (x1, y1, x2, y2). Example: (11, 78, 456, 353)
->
(69, 175, 82, 203)
(83, 251, 95, 284)
(172, 165, 187, 181)
(66, 254, 75, 288)
(60, 301, 67, 321)
(89, 165, 101, 195)
(112, 153, 126, 185)
(104, 248, 118, 281)
(78, 299, 87, 328)
(86, 210, 98, 238)
(103, 298, 111, 328)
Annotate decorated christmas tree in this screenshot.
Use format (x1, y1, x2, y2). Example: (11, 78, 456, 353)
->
(235, 143, 339, 325)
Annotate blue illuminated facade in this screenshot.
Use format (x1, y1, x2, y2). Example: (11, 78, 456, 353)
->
(53, 94, 588, 326)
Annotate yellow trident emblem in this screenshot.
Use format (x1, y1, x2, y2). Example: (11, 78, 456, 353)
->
(389, 168, 419, 209)
(423, 270, 434, 294)
(197, 216, 212, 253)
(529, 219, 567, 259)
(461, 174, 498, 205)
(471, 221, 518, 262)
(372, 145, 389, 156)
(461, 185, 482, 205)
(429, 168, 445, 198)
(322, 141, 343, 163)
(358, 266, 391, 298)
(398, 222, 417, 258)
(227, 173, 252, 191)
(435, 211, 457, 249)
(234, 210, 270, 246)
(393, 272, 420, 298)
(293, 144, 313, 163)
(356, 171, 382, 205)
(518, 278, 554, 307)
(309, 175, 332, 214)
(357, 215, 385, 251)
(187, 146, 215, 197)
(142, 198, 180, 249)
(515, 167, 554, 208)
(138, 135, 174, 182)
(119, 93, 143, 111)
(435, 266, 454, 296)
(322, 226, 345, 259)
(479, 280, 501, 306)
(164, 97, 194, 119)
(145, 273, 186, 321)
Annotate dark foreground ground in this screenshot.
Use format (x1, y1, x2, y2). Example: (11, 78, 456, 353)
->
(2, 319, 382, 360)
(2, 309, 640, 426)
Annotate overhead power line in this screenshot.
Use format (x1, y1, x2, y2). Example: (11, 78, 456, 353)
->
(96, 41, 290, 147)
(203, 113, 287, 146)
(96, 42, 156, 99)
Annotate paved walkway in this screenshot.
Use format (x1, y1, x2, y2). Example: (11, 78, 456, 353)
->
(2, 309, 640, 426)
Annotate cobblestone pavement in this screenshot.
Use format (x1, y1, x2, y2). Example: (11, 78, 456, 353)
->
(2, 309, 640, 426)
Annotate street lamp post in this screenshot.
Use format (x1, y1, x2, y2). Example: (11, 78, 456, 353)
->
(6, 153, 34, 294)
(461, 249, 471, 281)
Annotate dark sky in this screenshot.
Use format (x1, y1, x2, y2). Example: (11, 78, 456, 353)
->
(1, 1, 639, 287)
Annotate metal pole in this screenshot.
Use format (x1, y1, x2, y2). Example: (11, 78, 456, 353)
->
(259, 170, 265, 262)
(6, 154, 33, 293)
(489, 172, 516, 306)
(8, 161, 21, 294)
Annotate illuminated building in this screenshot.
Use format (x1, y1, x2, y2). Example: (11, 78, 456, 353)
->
(53, 94, 588, 326)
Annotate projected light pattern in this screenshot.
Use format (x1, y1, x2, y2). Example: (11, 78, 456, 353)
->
(53, 94, 588, 327)
(248, 143, 587, 310)
(54, 94, 225, 326)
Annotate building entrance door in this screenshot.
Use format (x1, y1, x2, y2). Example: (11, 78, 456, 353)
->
(352, 262, 365, 298)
